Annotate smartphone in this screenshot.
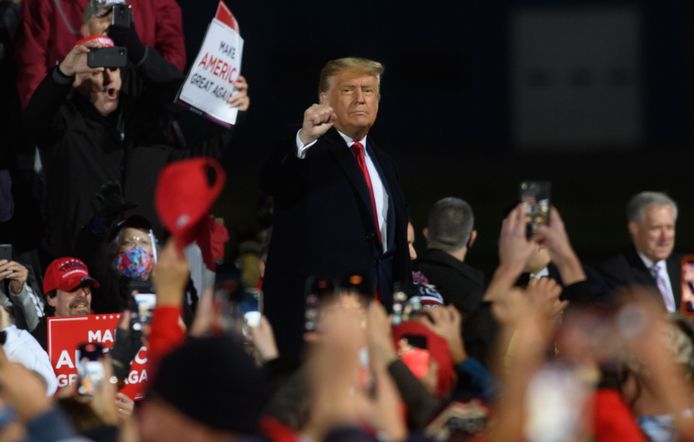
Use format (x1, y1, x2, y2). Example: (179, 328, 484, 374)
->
(76, 343, 105, 397)
(304, 277, 336, 332)
(681, 256, 694, 317)
(87, 47, 128, 68)
(520, 181, 551, 238)
(130, 293, 156, 332)
(0, 244, 11, 262)
(398, 335, 430, 378)
(111, 4, 132, 28)
(392, 290, 408, 326)
(213, 287, 244, 337)
(212, 284, 264, 337)
(237, 288, 262, 328)
(127, 279, 153, 296)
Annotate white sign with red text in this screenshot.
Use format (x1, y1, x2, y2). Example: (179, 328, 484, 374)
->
(177, 13, 244, 127)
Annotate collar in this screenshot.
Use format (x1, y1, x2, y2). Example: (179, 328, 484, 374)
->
(638, 251, 664, 271)
(530, 267, 550, 280)
(336, 130, 367, 149)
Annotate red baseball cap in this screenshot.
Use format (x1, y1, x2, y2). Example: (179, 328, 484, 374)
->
(43, 257, 100, 294)
(155, 157, 226, 246)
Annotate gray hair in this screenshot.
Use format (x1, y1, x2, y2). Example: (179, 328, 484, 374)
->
(626, 191, 678, 223)
(426, 197, 474, 252)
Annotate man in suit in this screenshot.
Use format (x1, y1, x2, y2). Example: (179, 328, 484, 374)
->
(599, 191, 681, 312)
(261, 57, 410, 355)
(418, 197, 484, 316)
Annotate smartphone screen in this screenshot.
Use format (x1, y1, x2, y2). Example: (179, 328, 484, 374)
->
(212, 285, 264, 337)
(392, 291, 408, 326)
(76, 343, 105, 397)
(0, 244, 12, 262)
(681, 256, 694, 317)
(520, 181, 551, 238)
(304, 277, 336, 332)
(130, 293, 156, 332)
(238, 289, 262, 328)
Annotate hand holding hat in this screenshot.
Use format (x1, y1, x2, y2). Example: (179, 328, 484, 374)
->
(155, 158, 227, 269)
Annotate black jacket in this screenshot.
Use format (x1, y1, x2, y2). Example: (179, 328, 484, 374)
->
(260, 128, 410, 355)
(23, 48, 183, 258)
(418, 248, 485, 316)
(517, 263, 604, 305)
(599, 245, 682, 309)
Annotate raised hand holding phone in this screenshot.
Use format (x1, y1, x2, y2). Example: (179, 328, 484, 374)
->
(76, 343, 105, 398)
(247, 315, 279, 362)
(520, 180, 551, 239)
(533, 207, 586, 286)
(87, 47, 128, 69)
(59, 39, 108, 77)
(421, 305, 466, 364)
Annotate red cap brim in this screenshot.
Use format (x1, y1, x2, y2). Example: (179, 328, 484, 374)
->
(56, 276, 100, 293)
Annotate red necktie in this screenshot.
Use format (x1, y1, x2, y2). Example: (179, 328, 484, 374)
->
(351, 141, 382, 244)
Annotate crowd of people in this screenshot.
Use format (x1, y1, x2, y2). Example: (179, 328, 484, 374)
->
(0, 0, 692, 441)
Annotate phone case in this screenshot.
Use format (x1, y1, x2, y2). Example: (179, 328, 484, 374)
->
(680, 256, 694, 317)
(87, 47, 128, 69)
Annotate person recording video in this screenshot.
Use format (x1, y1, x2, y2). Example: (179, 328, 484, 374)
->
(22, 4, 184, 260)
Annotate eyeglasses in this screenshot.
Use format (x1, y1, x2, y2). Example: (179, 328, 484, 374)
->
(120, 236, 152, 249)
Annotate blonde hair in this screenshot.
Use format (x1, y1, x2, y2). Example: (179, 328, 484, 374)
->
(318, 57, 385, 95)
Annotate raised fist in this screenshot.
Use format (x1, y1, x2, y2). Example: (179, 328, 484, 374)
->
(298, 104, 337, 145)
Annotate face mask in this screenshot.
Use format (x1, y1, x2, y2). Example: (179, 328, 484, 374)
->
(113, 246, 153, 280)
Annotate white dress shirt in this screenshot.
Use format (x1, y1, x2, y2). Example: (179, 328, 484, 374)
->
(296, 130, 390, 251)
(3, 325, 58, 396)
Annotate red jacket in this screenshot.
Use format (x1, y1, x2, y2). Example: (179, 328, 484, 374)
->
(15, 0, 186, 108)
(147, 306, 186, 375)
(593, 389, 647, 441)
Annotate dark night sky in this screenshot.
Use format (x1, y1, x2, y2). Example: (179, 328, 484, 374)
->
(178, 0, 692, 149)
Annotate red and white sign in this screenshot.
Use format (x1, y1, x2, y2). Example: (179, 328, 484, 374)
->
(47, 314, 149, 400)
(177, 1, 244, 127)
(215, 1, 239, 31)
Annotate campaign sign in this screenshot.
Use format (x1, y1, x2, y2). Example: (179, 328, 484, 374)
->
(47, 314, 149, 400)
(215, 0, 239, 30)
(177, 9, 244, 127)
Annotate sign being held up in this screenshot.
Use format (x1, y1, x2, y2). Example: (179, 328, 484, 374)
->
(48, 314, 149, 400)
(177, 1, 244, 127)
